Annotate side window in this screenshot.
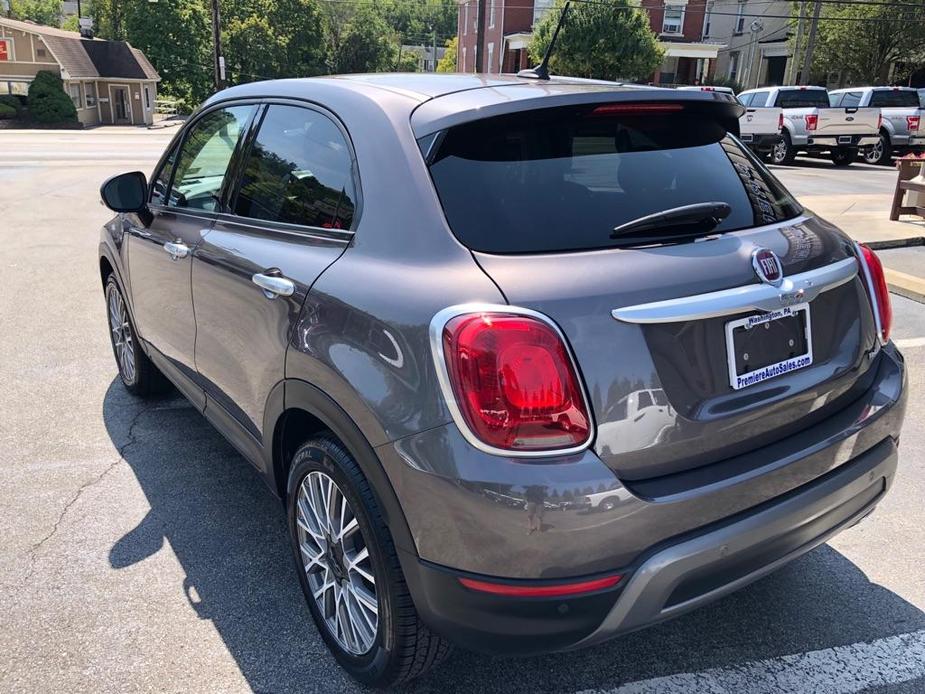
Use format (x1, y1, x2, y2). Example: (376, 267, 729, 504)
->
(829, 92, 843, 107)
(150, 141, 179, 206)
(233, 104, 357, 229)
(168, 105, 254, 212)
(738, 93, 753, 107)
(750, 90, 770, 107)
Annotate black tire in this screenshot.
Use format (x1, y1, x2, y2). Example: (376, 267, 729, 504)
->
(831, 148, 856, 167)
(104, 275, 170, 397)
(771, 132, 795, 165)
(863, 132, 892, 166)
(286, 435, 451, 687)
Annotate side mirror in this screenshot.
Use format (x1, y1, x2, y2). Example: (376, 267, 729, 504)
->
(100, 171, 148, 213)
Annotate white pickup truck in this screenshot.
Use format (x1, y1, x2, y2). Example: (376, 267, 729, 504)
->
(738, 86, 880, 167)
(829, 87, 924, 165)
(678, 86, 782, 155)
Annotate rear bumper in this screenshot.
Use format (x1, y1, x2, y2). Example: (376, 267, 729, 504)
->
(742, 132, 782, 151)
(381, 345, 906, 653)
(402, 436, 896, 654)
(804, 134, 879, 149)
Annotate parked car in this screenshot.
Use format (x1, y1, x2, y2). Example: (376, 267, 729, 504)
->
(740, 85, 881, 166)
(828, 87, 924, 165)
(97, 74, 907, 686)
(679, 85, 783, 155)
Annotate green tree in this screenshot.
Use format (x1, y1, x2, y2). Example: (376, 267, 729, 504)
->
(123, 0, 212, 109)
(28, 70, 77, 123)
(91, 0, 125, 39)
(813, 2, 925, 84)
(326, 4, 396, 74)
(11, 0, 61, 26)
(529, 0, 663, 81)
(436, 36, 457, 73)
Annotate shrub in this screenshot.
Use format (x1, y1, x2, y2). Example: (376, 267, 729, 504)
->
(27, 71, 77, 124)
(0, 102, 16, 119)
(0, 94, 21, 113)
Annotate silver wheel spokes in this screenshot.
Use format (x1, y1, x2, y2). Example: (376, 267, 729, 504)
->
(297, 470, 378, 655)
(108, 287, 135, 384)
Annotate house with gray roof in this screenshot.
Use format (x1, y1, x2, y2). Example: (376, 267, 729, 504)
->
(0, 16, 160, 126)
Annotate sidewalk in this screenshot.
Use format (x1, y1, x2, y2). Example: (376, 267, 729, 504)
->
(796, 192, 925, 303)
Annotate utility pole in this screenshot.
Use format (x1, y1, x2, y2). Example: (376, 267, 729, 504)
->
(432, 27, 438, 72)
(475, 0, 486, 72)
(210, 0, 225, 91)
(788, 0, 806, 85)
(800, 0, 821, 85)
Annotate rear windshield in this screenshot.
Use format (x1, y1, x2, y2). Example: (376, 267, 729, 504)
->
(426, 105, 802, 254)
(774, 90, 831, 108)
(869, 90, 921, 108)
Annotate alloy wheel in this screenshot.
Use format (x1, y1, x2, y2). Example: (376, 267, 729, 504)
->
(864, 136, 885, 165)
(107, 285, 136, 385)
(296, 471, 379, 655)
(772, 138, 788, 164)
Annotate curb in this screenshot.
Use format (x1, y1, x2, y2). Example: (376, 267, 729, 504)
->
(865, 237, 925, 250)
(885, 267, 925, 304)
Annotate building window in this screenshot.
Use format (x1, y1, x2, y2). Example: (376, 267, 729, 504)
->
(703, 2, 713, 38)
(662, 5, 684, 34)
(2, 80, 28, 96)
(735, 1, 746, 34)
(463, 4, 468, 35)
(489, 0, 496, 28)
(85, 82, 96, 107)
(487, 42, 494, 73)
(728, 51, 740, 81)
(144, 86, 151, 110)
(0, 37, 11, 62)
(67, 82, 82, 109)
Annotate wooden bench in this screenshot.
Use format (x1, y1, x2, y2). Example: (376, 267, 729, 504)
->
(890, 159, 925, 220)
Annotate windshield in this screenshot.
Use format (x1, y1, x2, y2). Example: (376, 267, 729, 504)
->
(775, 90, 830, 108)
(426, 105, 802, 254)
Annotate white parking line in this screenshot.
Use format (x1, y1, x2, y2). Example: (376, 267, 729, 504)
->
(895, 337, 925, 349)
(577, 629, 925, 694)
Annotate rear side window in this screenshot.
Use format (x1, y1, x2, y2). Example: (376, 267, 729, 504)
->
(836, 91, 864, 108)
(427, 104, 802, 253)
(869, 90, 921, 108)
(233, 104, 356, 229)
(745, 90, 771, 107)
(774, 90, 830, 108)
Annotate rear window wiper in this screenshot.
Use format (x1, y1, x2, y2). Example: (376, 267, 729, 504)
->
(610, 202, 732, 246)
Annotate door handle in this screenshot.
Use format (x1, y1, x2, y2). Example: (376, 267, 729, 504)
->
(252, 272, 295, 299)
(163, 241, 189, 260)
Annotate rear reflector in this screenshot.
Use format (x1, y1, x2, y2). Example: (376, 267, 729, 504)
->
(857, 243, 892, 344)
(908, 115, 920, 131)
(589, 103, 685, 116)
(805, 114, 818, 131)
(459, 574, 622, 597)
(440, 312, 591, 452)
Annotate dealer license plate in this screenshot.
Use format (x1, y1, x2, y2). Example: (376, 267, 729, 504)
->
(725, 304, 813, 390)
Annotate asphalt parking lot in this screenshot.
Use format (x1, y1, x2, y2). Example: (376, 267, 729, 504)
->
(0, 128, 923, 693)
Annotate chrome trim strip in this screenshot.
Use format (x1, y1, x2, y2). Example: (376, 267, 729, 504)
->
(429, 303, 596, 459)
(612, 257, 858, 324)
(853, 242, 886, 347)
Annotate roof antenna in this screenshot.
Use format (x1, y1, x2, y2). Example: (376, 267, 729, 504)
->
(517, 1, 571, 80)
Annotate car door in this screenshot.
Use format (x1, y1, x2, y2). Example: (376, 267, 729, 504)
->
(126, 103, 256, 403)
(192, 102, 358, 453)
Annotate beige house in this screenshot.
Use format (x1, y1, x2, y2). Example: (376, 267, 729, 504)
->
(0, 17, 160, 126)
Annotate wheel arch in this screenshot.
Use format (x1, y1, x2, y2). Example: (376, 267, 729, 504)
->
(266, 378, 417, 556)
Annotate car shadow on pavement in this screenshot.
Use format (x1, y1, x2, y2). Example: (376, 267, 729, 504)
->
(104, 380, 925, 693)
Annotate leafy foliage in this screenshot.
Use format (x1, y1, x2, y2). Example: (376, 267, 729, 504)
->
(10, 0, 61, 27)
(27, 70, 77, 123)
(325, 3, 397, 74)
(0, 102, 17, 120)
(529, 0, 663, 81)
(436, 37, 457, 73)
(702, 75, 743, 93)
(813, 2, 925, 84)
(0, 94, 22, 114)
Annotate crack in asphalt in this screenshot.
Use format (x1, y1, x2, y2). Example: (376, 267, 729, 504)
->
(21, 402, 152, 585)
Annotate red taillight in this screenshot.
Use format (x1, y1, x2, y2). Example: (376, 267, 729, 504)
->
(459, 574, 622, 597)
(589, 102, 685, 116)
(778, 112, 784, 130)
(908, 115, 920, 131)
(440, 312, 591, 452)
(878, 113, 883, 130)
(858, 244, 892, 343)
(805, 114, 818, 131)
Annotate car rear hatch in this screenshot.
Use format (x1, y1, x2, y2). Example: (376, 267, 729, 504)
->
(415, 86, 880, 480)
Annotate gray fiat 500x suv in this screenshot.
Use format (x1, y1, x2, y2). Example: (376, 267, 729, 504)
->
(98, 74, 906, 686)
